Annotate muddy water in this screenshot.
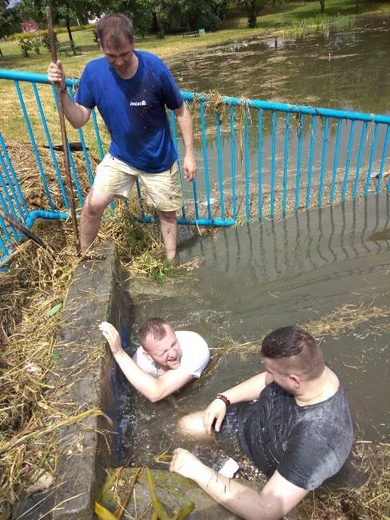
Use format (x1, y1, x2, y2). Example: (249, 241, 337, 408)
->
(119, 191, 389, 468)
(167, 17, 390, 114)
(118, 21, 390, 468)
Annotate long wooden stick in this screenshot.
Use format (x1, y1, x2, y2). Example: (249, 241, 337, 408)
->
(46, 6, 81, 256)
(0, 208, 47, 248)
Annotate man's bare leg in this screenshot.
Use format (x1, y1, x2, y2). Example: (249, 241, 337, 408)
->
(156, 209, 178, 262)
(80, 188, 113, 251)
(177, 410, 212, 440)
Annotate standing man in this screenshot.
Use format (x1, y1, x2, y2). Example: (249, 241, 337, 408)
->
(47, 13, 196, 262)
(99, 318, 209, 402)
(170, 326, 353, 520)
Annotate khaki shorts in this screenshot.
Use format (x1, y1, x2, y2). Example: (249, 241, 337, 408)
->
(93, 154, 183, 212)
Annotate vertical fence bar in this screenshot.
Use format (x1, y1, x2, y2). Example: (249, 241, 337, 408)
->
(294, 114, 304, 211)
(244, 105, 250, 221)
(318, 117, 329, 207)
(306, 115, 316, 209)
(364, 122, 379, 196)
(216, 112, 225, 219)
(230, 105, 237, 221)
(282, 112, 290, 216)
(200, 99, 212, 220)
(257, 108, 263, 220)
(353, 121, 368, 199)
(376, 125, 390, 194)
(169, 109, 186, 219)
(330, 119, 342, 204)
(341, 120, 355, 202)
(270, 110, 277, 218)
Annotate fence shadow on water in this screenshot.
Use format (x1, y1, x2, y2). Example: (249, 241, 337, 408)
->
(0, 68, 389, 266)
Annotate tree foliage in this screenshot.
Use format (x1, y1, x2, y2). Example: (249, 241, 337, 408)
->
(18, 0, 104, 40)
(0, 1, 21, 38)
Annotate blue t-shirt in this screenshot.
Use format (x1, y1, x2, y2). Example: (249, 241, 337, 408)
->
(75, 50, 184, 173)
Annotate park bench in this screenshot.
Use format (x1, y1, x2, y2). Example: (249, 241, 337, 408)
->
(56, 41, 82, 57)
(182, 31, 200, 38)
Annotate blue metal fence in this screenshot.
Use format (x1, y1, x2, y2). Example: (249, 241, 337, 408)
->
(0, 68, 389, 266)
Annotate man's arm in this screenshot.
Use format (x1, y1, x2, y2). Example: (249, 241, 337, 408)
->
(174, 102, 197, 181)
(99, 322, 193, 402)
(170, 449, 309, 520)
(204, 372, 271, 433)
(47, 60, 91, 128)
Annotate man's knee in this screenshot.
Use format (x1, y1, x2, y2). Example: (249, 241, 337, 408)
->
(177, 411, 210, 438)
(82, 190, 112, 218)
(156, 209, 177, 224)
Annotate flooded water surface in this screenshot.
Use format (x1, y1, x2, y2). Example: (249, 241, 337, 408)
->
(120, 192, 389, 469)
(121, 21, 390, 469)
(167, 18, 390, 114)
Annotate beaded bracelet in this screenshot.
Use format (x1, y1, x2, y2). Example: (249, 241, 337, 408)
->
(216, 393, 230, 407)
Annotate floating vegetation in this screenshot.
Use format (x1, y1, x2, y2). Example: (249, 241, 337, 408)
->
(281, 14, 358, 39)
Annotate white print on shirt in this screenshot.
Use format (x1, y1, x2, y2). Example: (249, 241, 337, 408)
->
(129, 100, 147, 106)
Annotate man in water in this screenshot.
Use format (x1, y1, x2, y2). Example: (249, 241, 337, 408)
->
(170, 326, 353, 520)
(99, 318, 209, 402)
(47, 13, 196, 262)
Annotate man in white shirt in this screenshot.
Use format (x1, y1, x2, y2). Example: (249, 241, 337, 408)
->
(99, 318, 209, 402)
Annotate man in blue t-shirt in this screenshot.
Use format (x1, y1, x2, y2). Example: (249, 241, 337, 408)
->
(170, 326, 353, 520)
(47, 13, 196, 262)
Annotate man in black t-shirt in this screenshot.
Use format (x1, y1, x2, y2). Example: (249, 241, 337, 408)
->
(170, 326, 353, 520)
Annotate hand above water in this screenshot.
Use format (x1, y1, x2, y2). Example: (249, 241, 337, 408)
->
(203, 398, 227, 434)
(99, 321, 123, 355)
(169, 448, 205, 480)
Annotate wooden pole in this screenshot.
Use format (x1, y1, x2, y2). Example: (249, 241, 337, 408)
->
(46, 6, 81, 256)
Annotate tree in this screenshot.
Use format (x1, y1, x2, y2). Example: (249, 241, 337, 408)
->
(0, 1, 21, 38)
(19, 0, 104, 41)
(237, 0, 274, 29)
(157, 0, 228, 32)
(319, 0, 325, 14)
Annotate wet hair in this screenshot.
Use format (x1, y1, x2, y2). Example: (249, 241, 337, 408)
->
(261, 326, 324, 380)
(96, 13, 134, 49)
(138, 318, 172, 345)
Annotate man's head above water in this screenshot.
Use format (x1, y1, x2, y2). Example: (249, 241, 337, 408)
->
(138, 318, 182, 372)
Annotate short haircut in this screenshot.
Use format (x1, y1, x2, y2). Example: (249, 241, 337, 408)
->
(96, 13, 134, 49)
(261, 326, 324, 380)
(138, 318, 171, 345)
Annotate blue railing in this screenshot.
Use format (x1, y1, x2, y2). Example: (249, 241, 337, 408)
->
(0, 68, 389, 266)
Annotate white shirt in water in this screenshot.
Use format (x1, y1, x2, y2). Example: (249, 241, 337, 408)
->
(132, 331, 210, 378)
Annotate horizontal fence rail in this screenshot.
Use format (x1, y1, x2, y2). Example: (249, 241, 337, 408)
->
(0, 68, 389, 266)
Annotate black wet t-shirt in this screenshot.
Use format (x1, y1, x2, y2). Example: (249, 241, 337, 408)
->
(236, 382, 353, 490)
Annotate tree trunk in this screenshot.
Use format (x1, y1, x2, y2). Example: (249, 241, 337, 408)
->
(66, 18, 73, 42)
(151, 11, 159, 33)
(319, 0, 325, 13)
(247, 1, 257, 28)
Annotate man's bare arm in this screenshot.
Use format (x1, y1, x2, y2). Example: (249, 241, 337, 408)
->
(47, 60, 91, 128)
(99, 322, 193, 402)
(170, 449, 309, 520)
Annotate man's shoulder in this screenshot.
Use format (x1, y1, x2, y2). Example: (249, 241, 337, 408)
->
(85, 56, 107, 69)
(136, 50, 170, 72)
(176, 330, 208, 348)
